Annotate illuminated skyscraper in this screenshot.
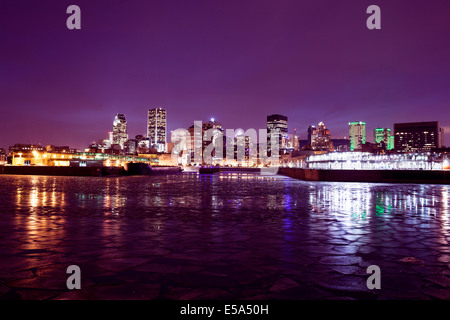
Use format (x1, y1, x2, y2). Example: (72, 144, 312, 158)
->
(112, 114, 128, 149)
(147, 108, 167, 152)
(309, 121, 333, 151)
(389, 136, 395, 151)
(187, 119, 224, 164)
(267, 114, 288, 155)
(307, 125, 316, 146)
(349, 121, 366, 151)
(394, 121, 444, 152)
(374, 128, 394, 150)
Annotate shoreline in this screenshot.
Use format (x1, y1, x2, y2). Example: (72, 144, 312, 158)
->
(0, 165, 181, 177)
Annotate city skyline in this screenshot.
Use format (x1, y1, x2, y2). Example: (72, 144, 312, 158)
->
(1, 1, 450, 150)
(1, 1, 450, 304)
(0, 107, 446, 152)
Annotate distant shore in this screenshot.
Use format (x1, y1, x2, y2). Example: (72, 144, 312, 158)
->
(0, 165, 180, 177)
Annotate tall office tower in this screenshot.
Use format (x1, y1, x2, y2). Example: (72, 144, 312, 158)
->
(292, 128, 300, 151)
(307, 125, 316, 146)
(112, 114, 128, 149)
(203, 118, 224, 162)
(389, 135, 395, 151)
(349, 121, 366, 151)
(147, 108, 167, 153)
(394, 121, 443, 152)
(233, 129, 256, 165)
(439, 127, 445, 148)
(310, 121, 333, 151)
(187, 119, 224, 164)
(267, 114, 288, 155)
(374, 128, 394, 150)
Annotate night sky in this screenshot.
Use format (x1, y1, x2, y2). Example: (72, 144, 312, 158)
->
(1, 0, 449, 150)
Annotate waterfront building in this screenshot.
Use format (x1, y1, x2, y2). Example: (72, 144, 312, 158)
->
(9, 144, 45, 153)
(349, 122, 366, 151)
(89, 137, 112, 151)
(267, 114, 288, 155)
(147, 108, 167, 153)
(0, 148, 6, 165)
(136, 135, 151, 153)
(304, 152, 449, 171)
(124, 139, 138, 155)
(112, 114, 128, 149)
(9, 149, 155, 168)
(46, 145, 78, 154)
(394, 121, 444, 152)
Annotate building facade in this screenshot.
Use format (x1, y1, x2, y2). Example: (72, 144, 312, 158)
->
(0, 148, 7, 165)
(147, 108, 167, 153)
(267, 114, 288, 155)
(349, 121, 366, 151)
(374, 128, 394, 151)
(187, 119, 224, 165)
(394, 121, 444, 152)
(112, 114, 128, 149)
(308, 121, 333, 151)
(286, 130, 300, 152)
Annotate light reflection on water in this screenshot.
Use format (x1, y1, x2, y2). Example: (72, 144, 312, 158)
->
(2, 173, 449, 223)
(1, 172, 448, 245)
(307, 182, 449, 221)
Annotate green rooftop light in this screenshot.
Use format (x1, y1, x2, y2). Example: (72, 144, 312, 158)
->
(349, 121, 366, 125)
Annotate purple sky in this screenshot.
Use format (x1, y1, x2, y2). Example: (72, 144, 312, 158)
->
(1, 0, 449, 150)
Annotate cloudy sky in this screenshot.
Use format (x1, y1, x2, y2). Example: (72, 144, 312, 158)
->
(1, 0, 449, 150)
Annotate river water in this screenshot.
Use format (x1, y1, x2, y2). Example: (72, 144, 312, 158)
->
(0, 171, 449, 299)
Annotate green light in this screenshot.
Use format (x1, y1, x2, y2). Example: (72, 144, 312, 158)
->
(388, 136, 394, 150)
(349, 121, 366, 125)
(349, 122, 366, 151)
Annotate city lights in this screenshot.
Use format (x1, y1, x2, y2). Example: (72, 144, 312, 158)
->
(1, 0, 450, 308)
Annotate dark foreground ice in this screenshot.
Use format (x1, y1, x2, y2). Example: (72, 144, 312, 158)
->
(0, 172, 449, 299)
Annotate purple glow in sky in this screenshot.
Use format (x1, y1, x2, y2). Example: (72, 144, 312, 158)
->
(1, 0, 449, 150)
